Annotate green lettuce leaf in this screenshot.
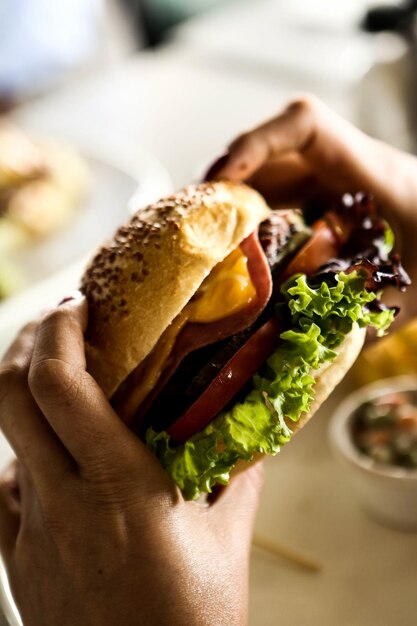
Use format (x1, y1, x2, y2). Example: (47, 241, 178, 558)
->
(147, 271, 395, 500)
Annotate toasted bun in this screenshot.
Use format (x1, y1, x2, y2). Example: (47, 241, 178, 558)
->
(81, 182, 271, 397)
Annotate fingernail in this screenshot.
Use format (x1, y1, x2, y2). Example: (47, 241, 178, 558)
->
(203, 152, 230, 181)
(58, 290, 83, 306)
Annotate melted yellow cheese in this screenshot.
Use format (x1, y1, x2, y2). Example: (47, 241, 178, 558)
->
(188, 247, 256, 323)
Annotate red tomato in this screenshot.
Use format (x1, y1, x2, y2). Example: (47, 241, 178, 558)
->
(167, 317, 282, 444)
(278, 219, 340, 284)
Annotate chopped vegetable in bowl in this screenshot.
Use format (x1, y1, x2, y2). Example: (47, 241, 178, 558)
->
(352, 391, 417, 469)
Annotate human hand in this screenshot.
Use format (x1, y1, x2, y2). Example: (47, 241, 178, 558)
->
(205, 95, 417, 286)
(0, 297, 263, 626)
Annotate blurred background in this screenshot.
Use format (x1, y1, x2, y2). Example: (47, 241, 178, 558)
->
(2, 1, 417, 625)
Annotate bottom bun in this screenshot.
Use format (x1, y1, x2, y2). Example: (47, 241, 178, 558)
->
(290, 323, 366, 434)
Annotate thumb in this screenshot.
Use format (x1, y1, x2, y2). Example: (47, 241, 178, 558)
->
(209, 460, 264, 548)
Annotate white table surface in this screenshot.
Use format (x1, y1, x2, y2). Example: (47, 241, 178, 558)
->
(1, 16, 417, 625)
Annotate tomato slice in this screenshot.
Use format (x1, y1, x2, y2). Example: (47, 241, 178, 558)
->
(278, 218, 340, 284)
(167, 317, 282, 444)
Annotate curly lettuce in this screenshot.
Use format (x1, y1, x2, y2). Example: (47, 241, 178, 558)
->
(147, 271, 395, 500)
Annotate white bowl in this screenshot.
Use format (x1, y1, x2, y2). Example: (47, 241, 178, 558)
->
(329, 376, 417, 531)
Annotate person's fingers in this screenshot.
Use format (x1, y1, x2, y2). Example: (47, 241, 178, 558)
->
(1, 319, 38, 367)
(0, 462, 20, 561)
(14, 463, 40, 529)
(205, 97, 320, 182)
(204, 95, 375, 191)
(207, 150, 332, 209)
(246, 154, 320, 206)
(30, 292, 88, 371)
(230, 103, 316, 180)
(0, 321, 73, 491)
(203, 153, 230, 181)
(27, 298, 157, 478)
(209, 461, 264, 547)
(208, 96, 417, 272)
(205, 94, 417, 243)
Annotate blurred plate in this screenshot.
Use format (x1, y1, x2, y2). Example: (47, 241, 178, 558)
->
(1, 134, 172, 305)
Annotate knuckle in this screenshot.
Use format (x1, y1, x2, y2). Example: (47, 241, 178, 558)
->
(42, 305, 71, 327)
(285, 94, 318, 117)
(40, 306, 82, 344)
(0, 363, 26, 407)
(80, 455, 131, 492)
(282, 95, 321, 150)
(229, 131, 254, 152)
(28, 358, 82, 404)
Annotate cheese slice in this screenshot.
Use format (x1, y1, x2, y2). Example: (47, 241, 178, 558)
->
(189, 247, 256, 323)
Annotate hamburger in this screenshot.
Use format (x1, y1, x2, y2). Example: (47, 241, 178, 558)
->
(81, 182, 409, 499)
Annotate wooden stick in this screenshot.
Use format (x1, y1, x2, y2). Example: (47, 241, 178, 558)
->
(252, 533, 322, 573)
